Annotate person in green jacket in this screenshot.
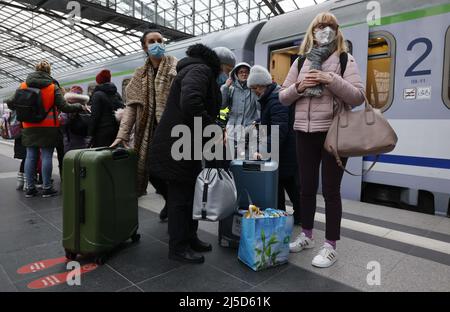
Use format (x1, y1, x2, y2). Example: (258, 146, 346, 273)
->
(7, 60, 89, 198)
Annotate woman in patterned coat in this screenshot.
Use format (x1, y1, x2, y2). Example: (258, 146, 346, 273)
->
(112, 29, 177, 209)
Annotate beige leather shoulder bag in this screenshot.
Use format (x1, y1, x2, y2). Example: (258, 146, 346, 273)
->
(324, 94, 398, 176)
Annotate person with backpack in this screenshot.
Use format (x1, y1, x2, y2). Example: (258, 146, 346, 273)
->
(7, 60, 88, 198)
(221, 62, 260, 159)
(88, 70, 124, 148)
(279, 12, 365, 268)
(247, 65, 301, 225)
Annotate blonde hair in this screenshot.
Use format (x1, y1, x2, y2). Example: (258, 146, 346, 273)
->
(299, 12, 348, 56)
(35, 60, 52, 75)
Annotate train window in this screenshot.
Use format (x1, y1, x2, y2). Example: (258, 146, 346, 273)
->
(444, 27, 450, 109)
(88, 83, 96, 97)
(122, 78, 131, 103)
(366, 32, 396, 111)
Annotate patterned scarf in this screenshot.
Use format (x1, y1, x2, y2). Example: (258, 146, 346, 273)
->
(128, 56, 176, 195)
(303, 40, 337, 97)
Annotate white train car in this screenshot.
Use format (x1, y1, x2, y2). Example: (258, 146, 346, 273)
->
(254, 0, 450, 216)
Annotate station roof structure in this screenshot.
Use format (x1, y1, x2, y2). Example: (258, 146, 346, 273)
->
(0, 0, 327, 89)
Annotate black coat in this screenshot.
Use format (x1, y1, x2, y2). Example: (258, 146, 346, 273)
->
(88, 82, 124, 147)
(259, 83, 297, 179)
(148, 46, 222, 183)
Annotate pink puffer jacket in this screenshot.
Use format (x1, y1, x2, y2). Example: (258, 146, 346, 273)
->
(279, 51, 365, 133)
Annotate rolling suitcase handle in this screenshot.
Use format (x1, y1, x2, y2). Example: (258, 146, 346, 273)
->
(93, 147, 130, 160)
(242, 160, 270, 171)
(242, 162, 261, 171)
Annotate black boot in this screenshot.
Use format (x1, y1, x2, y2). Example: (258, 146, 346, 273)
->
(168, 247, 205, 264)
(190, 238, 212, 252)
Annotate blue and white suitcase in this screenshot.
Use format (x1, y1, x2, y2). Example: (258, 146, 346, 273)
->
(218, 160, 278, 248)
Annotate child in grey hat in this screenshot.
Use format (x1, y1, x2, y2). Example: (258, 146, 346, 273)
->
(247, 65, 301, 223)
(213, 47, 236, 86)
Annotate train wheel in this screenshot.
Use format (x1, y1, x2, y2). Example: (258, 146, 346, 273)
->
(418, 190, 434, 215)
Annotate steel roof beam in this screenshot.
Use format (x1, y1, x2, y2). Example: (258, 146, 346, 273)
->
(0, 51, 34, 68)
(13, 0, 193, 40)
(0, 1, 142, 38)
(39, 8, 126, 57)
(0, 25, 82, 68)
(271, 0, 284, 14)
(0, 68, 22, 83)
(261, 0, 280, 16)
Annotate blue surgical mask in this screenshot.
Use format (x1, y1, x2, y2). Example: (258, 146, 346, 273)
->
(216, 72, 228, 86)
(147, 43, 165, 58)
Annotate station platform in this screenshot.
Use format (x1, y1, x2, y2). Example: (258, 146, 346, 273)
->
(1, 140, 450, 292)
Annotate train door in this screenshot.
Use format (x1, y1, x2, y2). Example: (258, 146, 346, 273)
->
(269, 41, 302, 85)
(338, 23, 369, 201)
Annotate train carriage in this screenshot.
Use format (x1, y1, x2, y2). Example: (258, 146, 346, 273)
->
(254, 0, 450, 216)
(1, 0, 449, 217)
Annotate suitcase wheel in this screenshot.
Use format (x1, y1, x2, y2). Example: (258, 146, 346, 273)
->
(65, 250, 77, 261)
(95, 255, 108, 265)
(131, 233, 141, 243)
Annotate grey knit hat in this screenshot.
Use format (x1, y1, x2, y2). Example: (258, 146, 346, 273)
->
(247, 65, 272, 88)
(212, 47, 236, 67)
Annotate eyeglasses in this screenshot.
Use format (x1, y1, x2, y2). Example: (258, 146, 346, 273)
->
(315, 23, 338, 30)
(238, 70, 249, 75)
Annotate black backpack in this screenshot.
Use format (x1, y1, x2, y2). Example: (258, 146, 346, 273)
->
(12, 87, 53, 123)
(297, 52, 348, 77)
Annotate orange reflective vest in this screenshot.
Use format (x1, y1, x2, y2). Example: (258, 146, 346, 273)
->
(20, 82, 60, 128)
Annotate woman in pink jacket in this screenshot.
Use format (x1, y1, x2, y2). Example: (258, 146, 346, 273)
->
(279, 12, 365, 268)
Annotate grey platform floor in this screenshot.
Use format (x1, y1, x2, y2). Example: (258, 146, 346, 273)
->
(1, 140, 450, 292)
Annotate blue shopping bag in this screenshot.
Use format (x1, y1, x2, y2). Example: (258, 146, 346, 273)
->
(238, 212, 293, 271)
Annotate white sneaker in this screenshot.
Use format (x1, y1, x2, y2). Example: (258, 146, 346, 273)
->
(312, 243, 338, 268)
(289, 232, 315, 253)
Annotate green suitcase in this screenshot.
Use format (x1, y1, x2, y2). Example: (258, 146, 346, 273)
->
(62, 147, 140, 264)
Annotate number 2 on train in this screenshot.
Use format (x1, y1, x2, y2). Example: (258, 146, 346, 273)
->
(405, 37, 432, 77)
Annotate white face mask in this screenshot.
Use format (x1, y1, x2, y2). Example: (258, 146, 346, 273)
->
(314, 26, 336, 45)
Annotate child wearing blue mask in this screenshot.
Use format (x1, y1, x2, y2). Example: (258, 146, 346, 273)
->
(248, 65, 301, 224)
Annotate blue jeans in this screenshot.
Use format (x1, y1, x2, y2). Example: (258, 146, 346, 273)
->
(25, 147, 54, 190)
